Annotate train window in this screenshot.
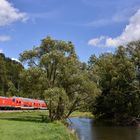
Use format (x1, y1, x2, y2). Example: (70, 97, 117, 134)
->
(12, 99, 15, 102)
(16, 101, 18, 103)
(19, 101, 21, 104)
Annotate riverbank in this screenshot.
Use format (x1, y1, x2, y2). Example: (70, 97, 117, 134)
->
(93, 117, 140, 127)
(70, 111, 140, 127)
(70, 111, 94, 118)
(0, 111, 78, 140)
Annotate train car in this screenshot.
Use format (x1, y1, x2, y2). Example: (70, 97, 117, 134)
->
(0, 96, 13, 109)
(38, 100, 47, 110)
(33, 99, 40, 109)
(20, 97, 34, 109)
(11, 97, 23, 109)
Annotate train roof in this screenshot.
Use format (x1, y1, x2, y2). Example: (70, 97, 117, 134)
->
(12, 96, 45, 102)
(0, 96, 9, 98)
(0, 96, 45, 103)
(12, 96, 33, 101)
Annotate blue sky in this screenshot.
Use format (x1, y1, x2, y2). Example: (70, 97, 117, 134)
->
(0, 0, 140, 62)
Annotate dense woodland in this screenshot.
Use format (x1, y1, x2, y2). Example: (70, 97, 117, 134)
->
(0, 36, 140, 125)
(0, 53, 23, 96)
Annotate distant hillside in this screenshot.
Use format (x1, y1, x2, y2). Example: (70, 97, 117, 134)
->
(0, 53, 23, 96)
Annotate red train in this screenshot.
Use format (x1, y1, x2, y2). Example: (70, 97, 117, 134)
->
(0, 96, 47, 110)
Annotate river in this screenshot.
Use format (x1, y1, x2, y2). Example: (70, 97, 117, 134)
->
(68, 117, 140, 140)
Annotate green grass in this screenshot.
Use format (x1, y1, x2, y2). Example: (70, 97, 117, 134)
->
(0, 111, 78, 140)
(70, 111, 94, 118)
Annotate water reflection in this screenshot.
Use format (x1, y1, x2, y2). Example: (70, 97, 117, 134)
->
(69, 118, 93, 140)
(68, 117, 140, 140)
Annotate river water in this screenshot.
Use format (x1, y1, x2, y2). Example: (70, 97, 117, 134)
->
(68, 117, 140, 140)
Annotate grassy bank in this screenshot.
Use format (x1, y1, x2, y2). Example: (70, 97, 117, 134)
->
(0, 111, 78, 140)
(70, 111, 94, 118)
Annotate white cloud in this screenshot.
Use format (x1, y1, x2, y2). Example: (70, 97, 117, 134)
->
(0, 0, 28, 26)
(11, 58, 20, 63)
(106, 9, 140, 47)
(86, 8, 135, 27)
(86, 15, 128, 27)
(0, 35, 11, 42)
(88, 9, 140, 48)
(0, 49, 3, 53)
(88, 36, 109, 47)
(86, 19, 112, 27)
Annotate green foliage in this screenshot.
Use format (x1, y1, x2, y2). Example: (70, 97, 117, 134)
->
(0, 53, 23, 96)
(89, 44, 140, 125)
(44, 87, 69, 120)
(6, 81, 18, 96)
(19, 68, 48, 98)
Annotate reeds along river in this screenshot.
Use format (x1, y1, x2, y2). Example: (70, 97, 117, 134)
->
(68, 117, 140, 140)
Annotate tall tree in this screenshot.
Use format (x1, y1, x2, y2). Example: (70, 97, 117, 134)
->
(20, 36, 99, 121)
